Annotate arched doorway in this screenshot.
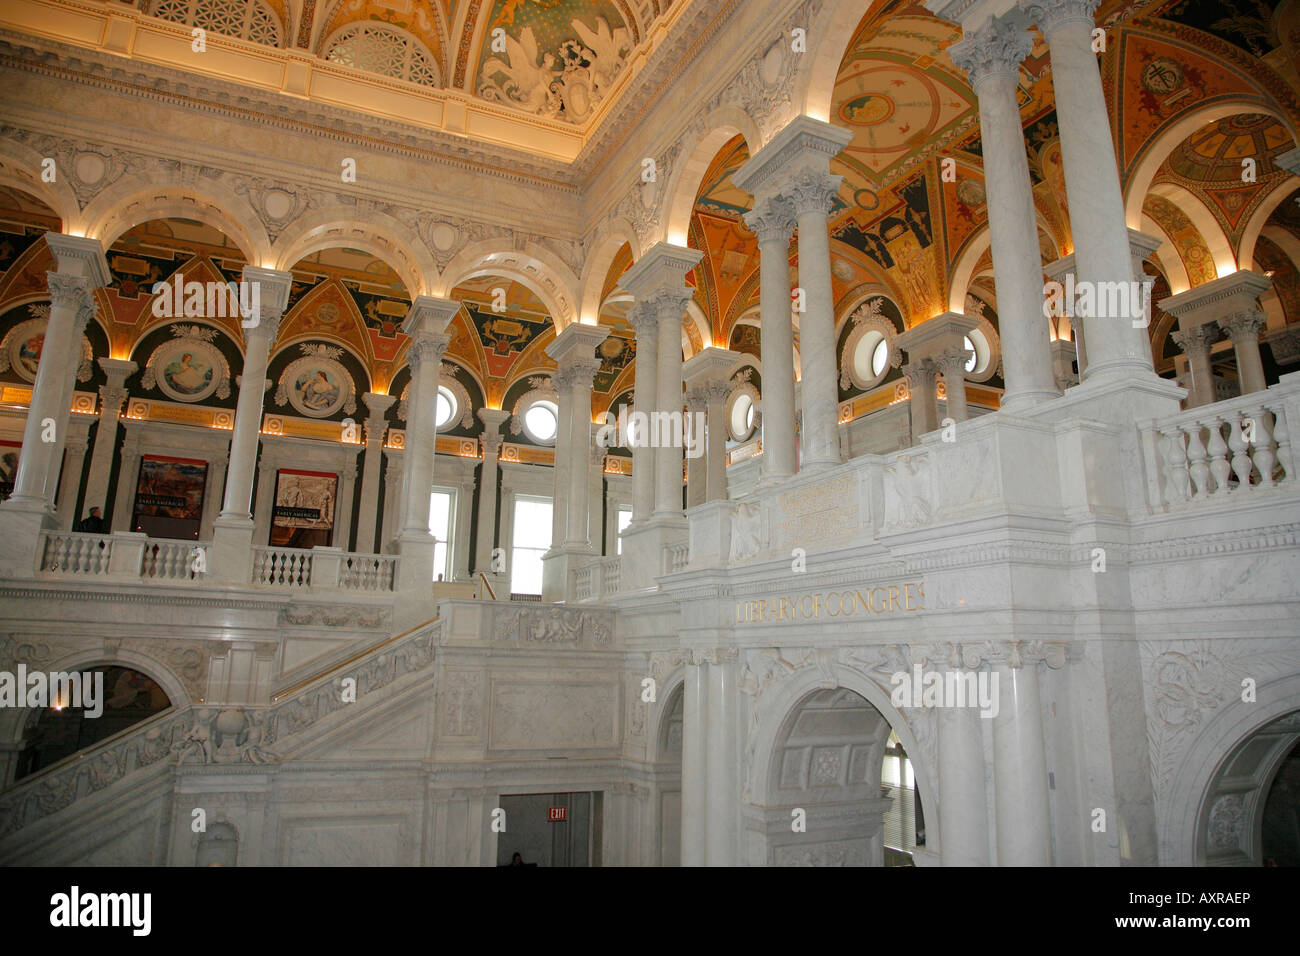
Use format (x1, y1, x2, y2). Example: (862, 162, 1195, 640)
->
(10, 664, 171, 782)
(1197, 710, 1300, 866)
(761, 687, 903, 866)
(655, 682, 683, 866)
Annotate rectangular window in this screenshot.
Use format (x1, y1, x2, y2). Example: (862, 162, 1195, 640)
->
(615, 507, 632, 555)
(429, 489, 455, 581)
(510, 495, 552, 595)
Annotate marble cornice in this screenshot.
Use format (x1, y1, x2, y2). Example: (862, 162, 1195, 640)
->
(0, 35, 582, 193)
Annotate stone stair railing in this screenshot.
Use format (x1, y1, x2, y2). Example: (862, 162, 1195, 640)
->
(0, 615, 445, 847)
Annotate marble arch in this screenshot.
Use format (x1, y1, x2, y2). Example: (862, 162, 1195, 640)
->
(578, 221, 638, 323)
(1158, 672, 1300, 867)
(745, 664, 937, 836)
(1148, 181, 1237, 278)
(79, 178, 269, 266)
(439, 239, 579, 329)
(1122, 99, 1298, 233)
(661, 106, 762, 247)
(796, 0, 885, 125)
(272, 209, 433, 300)
(649, 673, 687, 764)
(0, 141, 76, 227)
(1238, 175, 1300, 270)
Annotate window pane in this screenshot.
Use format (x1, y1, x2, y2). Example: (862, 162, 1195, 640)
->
(872, 338, 889, 377)
(616, 507, 632, 555)
(435, 388, 454, 428)
(525, 402, 557, 442)
(512, 497, 552, 550)
(429, 491, 453, 581)
(511, 546, 545, 595)
(963, 336, 977, 373)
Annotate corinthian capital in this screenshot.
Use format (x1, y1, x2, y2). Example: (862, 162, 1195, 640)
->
(1170, 323, 1221, 358)
(948, 17, 1033, 88)
(783, 168, 842, 218)
(743, 194, 795, 246)
(407, 332, 450, 371)
(901, 358, 938, 393)
(46, 271, 95, 312)
(1021, 0, 1101, 37)
(935, 346, 974, 378)
(1221, 309, 1267, 343)
(641, 287, 694, 325)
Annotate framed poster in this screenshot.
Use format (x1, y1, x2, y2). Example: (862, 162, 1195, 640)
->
(271, 469, 337, 548)
(132, 455, 207, 539)
(0, 440, 20, 499)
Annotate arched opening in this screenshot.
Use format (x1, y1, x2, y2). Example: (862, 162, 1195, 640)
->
(1197, 709, 1300, 866)
(761, 686, 906, 866)
(654, 681, 684, 866)
(12, 664, 172, 782)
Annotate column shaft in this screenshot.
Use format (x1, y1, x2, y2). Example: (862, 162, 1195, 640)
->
(950, 23, 1059, 408)
(629, 306, 658, 522)
(705, 385, 729, 501)
(938, 671, 990, 865)
(1223, 311, 1268, 395)
(1171, 326, 1220, 408)
(748, 200, 798, 478)
(564, 377, 594, 545)
(219, 329, 274, 520)
(654, 299, 685, 516)
(680, 661, 708, 867)
(9, 274, 95, 508)
(992, 658, 1051, 864)
(791, 175, 842, 469)
(81, 359, 135, 517)
(1027, 0, 1153, 377)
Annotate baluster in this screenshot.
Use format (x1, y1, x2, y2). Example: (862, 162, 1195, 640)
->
(1251, 406, 1277, 489)
(1185, 423, 1210, 498)
(1162, 429, 1190, 504)
(1227, 412, 1252, 490)
(1206, 417, 1231, 495)
(1272, 406, 1293, 483)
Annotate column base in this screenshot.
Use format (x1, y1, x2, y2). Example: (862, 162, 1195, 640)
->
(1027, 368, 1185, 426)
(0, 498, 55, 578)
(540, 542, 597, 603)
(394, 531, 436, 631)
(210, 515, 256, 586)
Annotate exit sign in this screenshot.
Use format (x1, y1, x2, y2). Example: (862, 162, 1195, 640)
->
(547, 806, 567, 822)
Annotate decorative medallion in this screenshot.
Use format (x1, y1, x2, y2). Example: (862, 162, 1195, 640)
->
(275, 343, 356, 418)
(141, 325, 231, 403)
(0, 310, 93, 385)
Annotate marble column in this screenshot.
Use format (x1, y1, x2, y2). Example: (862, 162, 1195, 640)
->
(1022, 0, 1154, 379)
(1223, 309, 1269, 396)
(55, 424, 90, 531)
(789, 170, 849, 469)
(1170, 325, 1221, 408)
(949, 19, 1060, 409)
(652, 292, 689, 518)
(627, 302, 658, 523)
(394, 296, 456, 599)
(381, 449, 403, 548)
(938, 654, 990, 866)
(684, 388, 707, 509)
(1159, 271, 1273, 404)
(209, 266, 292, 584)
(742, 195, 798, 480)
(936, 346, 973, 422)
(334, 456, 357, 549)
(474, 407, 509, 575)
(541, 323, 607, 602)
(3, 235, 109, 522)
(902, 360, 939, 445)
(620, 242, 701, 531)
(704, 381, 732, 501)
(680, 658, 708, 867)
(704, 648, 740, 866)
(81, 357, 137, 520)
(992, 646, 1051, 865)
(354, 392, 395, 554)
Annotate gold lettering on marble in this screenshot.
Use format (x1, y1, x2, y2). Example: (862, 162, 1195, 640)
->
(734, 582, 925, 624)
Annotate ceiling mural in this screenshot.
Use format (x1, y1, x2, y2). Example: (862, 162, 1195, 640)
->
(1152, 113, 1295, 241)
(317, 0, 448, 68)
